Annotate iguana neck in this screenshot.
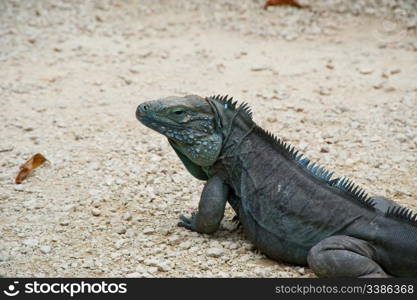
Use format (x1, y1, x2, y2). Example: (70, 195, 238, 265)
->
(218, 114, 256, 160)
(204, 97, 256, 161)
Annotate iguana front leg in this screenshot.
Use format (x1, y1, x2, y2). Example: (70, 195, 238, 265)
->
(178, 174, 229, 234)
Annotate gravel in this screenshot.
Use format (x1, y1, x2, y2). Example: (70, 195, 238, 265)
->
(0, 0, 415, 278)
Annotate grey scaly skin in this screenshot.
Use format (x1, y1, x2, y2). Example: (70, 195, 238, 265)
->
(136, 94, 417, 277)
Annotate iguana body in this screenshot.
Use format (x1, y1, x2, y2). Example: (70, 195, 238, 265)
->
(136, 94, 417, 277)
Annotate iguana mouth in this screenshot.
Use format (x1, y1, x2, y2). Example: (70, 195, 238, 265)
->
(137, 114, 186, 131)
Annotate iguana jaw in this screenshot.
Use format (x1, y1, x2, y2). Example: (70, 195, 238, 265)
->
(136, 113, 190, 144)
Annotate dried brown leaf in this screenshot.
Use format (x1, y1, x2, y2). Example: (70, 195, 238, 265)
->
(15, 153, 47, 184)
(264, 0, 303, 10)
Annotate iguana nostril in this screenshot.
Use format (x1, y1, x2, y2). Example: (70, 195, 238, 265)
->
(137, 103, 149, 113)
(136, 104, 147, 118)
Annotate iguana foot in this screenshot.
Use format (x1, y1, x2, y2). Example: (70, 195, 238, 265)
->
(307, 235, 390, 278)
(178, 212, 197, 231)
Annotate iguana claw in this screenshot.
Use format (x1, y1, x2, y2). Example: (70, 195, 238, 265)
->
(178, 212, 197, 231)
(231, 214, 242, 228)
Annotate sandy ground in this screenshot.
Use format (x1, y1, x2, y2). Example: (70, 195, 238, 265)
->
(0, 0, 416, 277)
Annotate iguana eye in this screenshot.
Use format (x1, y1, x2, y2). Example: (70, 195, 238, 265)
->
(172, 109, 186, 116)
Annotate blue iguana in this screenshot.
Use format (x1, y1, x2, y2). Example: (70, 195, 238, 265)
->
(136, 94, 417, 277)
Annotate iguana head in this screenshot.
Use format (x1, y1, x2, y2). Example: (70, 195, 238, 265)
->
(136, 94, 254, 180)
(136, 95, 223, 179)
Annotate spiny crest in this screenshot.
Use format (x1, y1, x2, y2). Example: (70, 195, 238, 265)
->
(210, 96, 376, 210)
(252, 126, 375, 209)
(328, 177, 375, 208)
(304, 161, 334, 182)
(386, 206, 417, 227)
(207, 94, 253, 120)
(297, 157, 374, 208)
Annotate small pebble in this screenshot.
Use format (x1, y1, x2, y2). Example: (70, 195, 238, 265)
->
(207, 247, 224, 258)
(91, 208, 101, 216)
(126, 272, 141, 278)
(390, 68, 401, 75)
(23, 238, 38, 247)
(320, 147, 329, 153)
(60, 220, 70, 226)
(40, 245, 51, 254)
(148, 266, 158, 274)
(325, 63, 334, 70)
(143, 227, 154, 235)
(114, 239, 125, 249)
(358, 67, 373, 75)
(373, 81, 386, 89)
(179, 241, 192, 250)
(318, 87, 331, 96)
(251, 65, 268, 72)
(114, 225, 126, 234)
(123, 212, 132, 221)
